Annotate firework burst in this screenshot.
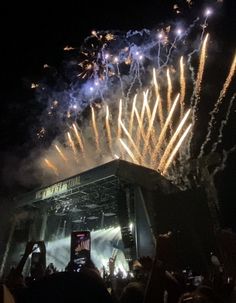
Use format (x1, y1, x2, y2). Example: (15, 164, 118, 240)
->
(36, 8, 235, 192)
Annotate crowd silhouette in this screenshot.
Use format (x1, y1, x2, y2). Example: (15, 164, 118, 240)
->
(1, 230, 236, 303)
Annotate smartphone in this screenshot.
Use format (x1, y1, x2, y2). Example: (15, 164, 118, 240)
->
(30, 252, 42, 274)
(71, 231, 91, 272)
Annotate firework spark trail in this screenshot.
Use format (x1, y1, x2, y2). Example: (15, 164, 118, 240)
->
(127, 69, 138, 99)
(44, 158, 59, 176)
(103, 51, 109, 82)
(153, 68, 164, 128)
(167, 68, 173, 112)
(119, 120, 142, 161)
(116, 62, 125, 98)
(218, 54, 236, 100)
(136, 90, 149, 149)
(127, 53, 144, 99)
(141, 90, 149, 120)
(211, 94, 236, 153)
(72, 123, 85, 154)
(188, 34, 209, 156)
(140, 89, 155, 150)
(158, 109, 191, 171)
(157, 40, 161, 68)
(133, 106, 149, 149)
(187, 52, 196, 84)
(212, 145, 236, 178)
(179, 56, 186, 118)
(98, 85, 105, 103)
(186, 16, 206, 83)
(117, 99, 123, 140)
(91, 106, 100, 152)
(67, 132, 78, 160)
(144, 91, 152, 121)
(193, 34, 209, 103)
(55, 144, 68, 162)
(142, 96, 159, 158)
(128, 94, 137, 135)
(163, 123, 192, 174)
(151, 93, 180, 166)
(200, 14, 210, 43)
(163, 36, 179, 67)
(117, 99, 124, 158)
(199, 54, 236, 158)
(137, 61, 143, 88)
(167, 68, 174, 136)
(119, 138, 138, 164)
(105, 104, 112, 153)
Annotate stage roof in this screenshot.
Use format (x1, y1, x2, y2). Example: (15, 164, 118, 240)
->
(15, 160, 178, 217)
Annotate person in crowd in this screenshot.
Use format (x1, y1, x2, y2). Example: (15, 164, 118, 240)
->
(120, 282, 144, 303)
(19, 270, 113, 303)
(3, 229, 236, 303)
(0, 284, 15, 303)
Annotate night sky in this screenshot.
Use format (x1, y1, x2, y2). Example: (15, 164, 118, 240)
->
(0, 1, 235, 229)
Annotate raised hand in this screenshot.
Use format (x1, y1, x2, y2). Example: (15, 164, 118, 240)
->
(24, 241, 35, 256)
(108, 255, 116, 276)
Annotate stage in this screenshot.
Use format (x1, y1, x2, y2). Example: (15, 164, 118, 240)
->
(1, 160, 216, 275)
